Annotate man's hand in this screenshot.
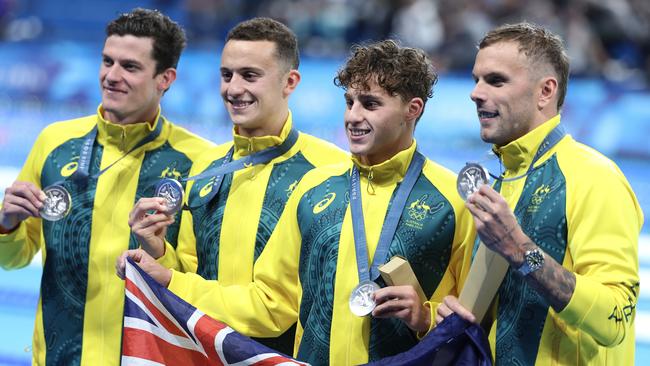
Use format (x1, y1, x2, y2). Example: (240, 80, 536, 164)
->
(129, 197, 175, 259)
(435, 295, 476, 325)
(466, 185, 530, 266)
(466, 185, 576, 311)
(116, 249, 172, 287)
(372, 285, 430, 333)
(0, 181, 46, 234)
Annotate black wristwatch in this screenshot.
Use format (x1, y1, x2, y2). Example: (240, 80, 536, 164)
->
(516, 248, 545, 276)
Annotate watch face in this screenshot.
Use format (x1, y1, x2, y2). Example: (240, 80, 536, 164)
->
(526, 249, 544, 271)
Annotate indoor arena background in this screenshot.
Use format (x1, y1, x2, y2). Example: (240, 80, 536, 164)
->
(0, 1, 648, 364)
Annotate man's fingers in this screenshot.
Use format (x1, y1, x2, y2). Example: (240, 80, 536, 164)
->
(116, 249, 143, 279)
(130, 198, 169, 224)
(132, 212, 175, 231)
(7, 182, 45, 208)
(3, 195, 41, 218)
(442, 296, 476, 323)
(466, 201, 490, 222)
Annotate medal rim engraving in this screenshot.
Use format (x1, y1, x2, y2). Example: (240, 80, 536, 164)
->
(349, 280, 380, 317)
(155, 178, 185, 214)
(40, 185, 72, 221)
(457, 162, 490, 200)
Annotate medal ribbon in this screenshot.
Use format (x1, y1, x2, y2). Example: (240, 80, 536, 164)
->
(489, 124, 566, 182)
(350, 151, 425, 283)
(47, 118, 164, 188)
(184, 128, 299, 209)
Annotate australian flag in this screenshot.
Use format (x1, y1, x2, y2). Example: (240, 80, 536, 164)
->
(122, 258, 492, 365)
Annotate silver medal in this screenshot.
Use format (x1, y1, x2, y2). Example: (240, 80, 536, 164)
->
(40, 185, 72, 221)
(155, 178, 184, 214)
(349, 280, 380, 317)
(457, 163, 490, 200)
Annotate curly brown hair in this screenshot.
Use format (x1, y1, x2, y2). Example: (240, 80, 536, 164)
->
(334, 39, 437, 121)
(106, 8, 186, 76)
(479, 22, 569, 110)
(226, 17, 299, 71)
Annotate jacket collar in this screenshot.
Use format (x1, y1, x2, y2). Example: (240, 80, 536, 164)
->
(232, 111, 293, 159)
(351, 140, 417, 186)
(96, 105, 163, 152)
(494, 115, 561, 172)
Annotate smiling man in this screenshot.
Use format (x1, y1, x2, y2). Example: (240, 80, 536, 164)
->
(126, 17, 346, 355)
(436, 22, 644, 365)
(119, 39, 474, 365)
(0, 8, 214, 365)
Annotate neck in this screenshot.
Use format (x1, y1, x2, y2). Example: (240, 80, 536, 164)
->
(237, 111, 287, 138)
(356, 141, 413, 166)
(102, 109, 158, 126)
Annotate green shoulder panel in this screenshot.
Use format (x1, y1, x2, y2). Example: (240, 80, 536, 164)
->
(369, 172, 457, 360)
(40, 130, 102, 366)
(294, 168, 459, 363)
(495, 156, 568, 365)
(39, 129, 197, 365)
(254, 151, 315, 261)
(188, 154, 233, 280)
(135, 142, 196, 249)
(295, 170, 349, 364)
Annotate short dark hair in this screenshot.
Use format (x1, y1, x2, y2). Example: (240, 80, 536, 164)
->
(334, 40, 437, 123)
(106, 8, 186, 75)
(479, 22, 570, 109)
(226, 17, 299, 70)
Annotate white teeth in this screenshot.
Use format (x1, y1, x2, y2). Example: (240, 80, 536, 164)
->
(478, 111, 498, 118)
(349, 129, 370, 136)
(230, 100, 252, 108)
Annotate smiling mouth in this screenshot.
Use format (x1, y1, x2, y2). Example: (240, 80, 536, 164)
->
(228, 99, 253, 109)
(478, 110, 499, 118)
(349, 128, 371, 137)
(104, 86, 126, 94)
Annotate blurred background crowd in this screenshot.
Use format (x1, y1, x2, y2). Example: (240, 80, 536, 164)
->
(0, 1, 649, 365)
(2, 0, 650, 86)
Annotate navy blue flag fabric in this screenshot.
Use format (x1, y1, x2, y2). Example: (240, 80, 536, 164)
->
(121, 258, 492, 365)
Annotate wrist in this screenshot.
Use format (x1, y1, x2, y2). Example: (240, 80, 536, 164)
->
(418, 302, 432, 332)
(0, 216, 19, 234)
(162, 269, 172, 288)
(141, 239, 165, 259)
(506, 231, 535, 267)
(515, 246, 545, 276)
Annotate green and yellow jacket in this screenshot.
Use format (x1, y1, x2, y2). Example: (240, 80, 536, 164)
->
(0, 106, 215, 366)
(157, 112, 348, 353)
(484, 115, 643, 365)
(167, 142, 475, 365)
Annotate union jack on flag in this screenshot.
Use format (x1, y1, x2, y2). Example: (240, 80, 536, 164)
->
(121, 257, 309, 366)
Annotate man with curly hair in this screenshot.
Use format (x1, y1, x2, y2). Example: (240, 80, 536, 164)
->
(119, 39, 474, 364)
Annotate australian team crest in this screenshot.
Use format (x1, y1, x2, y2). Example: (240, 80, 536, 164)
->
(405, 194, 444, 230)
(527, 184, 552, 213)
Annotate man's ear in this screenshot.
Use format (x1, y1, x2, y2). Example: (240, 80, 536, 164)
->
(537, 76, 558, 111)
(405, 97, 424, 123)
(158, 68, 177, 93)
(283, 70, 301, 98)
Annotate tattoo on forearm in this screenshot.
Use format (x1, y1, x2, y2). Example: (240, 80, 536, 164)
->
(528, 247, 576, 312)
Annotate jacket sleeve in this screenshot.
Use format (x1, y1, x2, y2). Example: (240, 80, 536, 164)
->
(424, 196, 476, 332)
(155, 149, 212, 273)
(0, 131, 48, 269)
(558, 161, 643, 347)
(166, 182, 304, 337)
(155, 190, 196, 272)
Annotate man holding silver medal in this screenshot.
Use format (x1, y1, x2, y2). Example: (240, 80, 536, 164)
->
(125, 17, 347, 355)
(0, 9, 214, 365)
(437, 23, 644, 365)
(118, 39, 475, 365)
